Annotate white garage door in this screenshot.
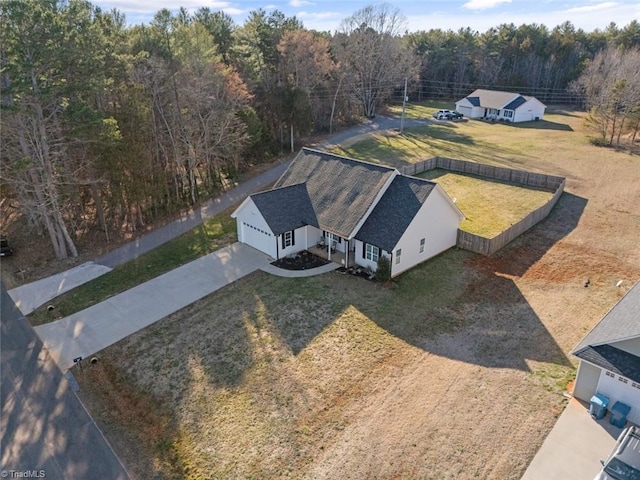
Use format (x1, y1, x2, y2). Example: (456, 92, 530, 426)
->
(596, 370, 640, 425)
(457, 106, 472, 118)
(241, 222, 274, 256)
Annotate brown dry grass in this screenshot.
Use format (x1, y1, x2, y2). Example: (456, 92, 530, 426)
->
(75, 109, 640, 480)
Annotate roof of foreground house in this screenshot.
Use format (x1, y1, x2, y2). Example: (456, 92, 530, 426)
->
(354, 176, 437, 252)
(572, 281, 640, 378)
(251, 183, 319, 236)
(274, 148, 397, 238)
(572, 281, 640, 352)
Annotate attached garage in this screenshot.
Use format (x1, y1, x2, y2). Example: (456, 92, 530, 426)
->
(572, 281, 640, 426)
(596, 369, 640, 425)
(239, 220, 275, 258)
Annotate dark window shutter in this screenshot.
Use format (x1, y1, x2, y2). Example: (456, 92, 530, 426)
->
(281, 234, 285, 249)
(362, 242, 366, 259)
(292, 229, 295, 245)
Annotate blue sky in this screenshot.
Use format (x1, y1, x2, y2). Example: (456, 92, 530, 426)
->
(94, 0, 640, 32)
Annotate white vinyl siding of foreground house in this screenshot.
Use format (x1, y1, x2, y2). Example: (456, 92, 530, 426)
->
(353, 239, 389, 272)
(235, 198, 277, 258)
(390, 185, 461, 277)
(572, 337, 640, 425)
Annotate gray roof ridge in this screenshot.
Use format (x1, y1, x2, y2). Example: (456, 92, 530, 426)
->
(570, 280, 640, 355)
(252, 182, 307, 196)
(301, 147, 398, 173)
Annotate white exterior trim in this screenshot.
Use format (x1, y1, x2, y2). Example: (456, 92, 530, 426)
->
(234, 198, 277, 258)
(390, 186, 461, 277)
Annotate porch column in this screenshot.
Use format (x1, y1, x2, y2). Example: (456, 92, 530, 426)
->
(327, 232, 332, 261)
(345, 239, 349, 267)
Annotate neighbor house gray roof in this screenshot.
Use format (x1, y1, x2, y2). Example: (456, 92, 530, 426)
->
(467, 96, 481, 107)
(573, 345, 640, 384)
(571, 281, 640, 354)
(504, 96, 527, 111)
(354, 176, 436, 252)
(274, 148, 397, 238)
(251, 183, 318, 235)
(463, 89, 543, 110)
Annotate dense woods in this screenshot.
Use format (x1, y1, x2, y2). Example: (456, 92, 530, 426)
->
(1, 0, 639, 258)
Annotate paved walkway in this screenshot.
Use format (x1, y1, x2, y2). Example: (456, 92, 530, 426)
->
(1, 283, 130, 480)
(261, 262, 340, 277)
(35, 243, 271, 371)
(521, 397, 619, 479)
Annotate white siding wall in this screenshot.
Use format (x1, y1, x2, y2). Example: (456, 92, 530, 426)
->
(513, 99, 545, 122)
(353, 239, 389, 271)
(234, 198, 277, 258)
(276, 225, 308, 258)
(572, 361, 602, 403)
(610, 337, 640, 356)
(390, 187, 461, 278)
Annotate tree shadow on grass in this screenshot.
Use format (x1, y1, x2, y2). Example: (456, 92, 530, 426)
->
(504, 119, 574, 131)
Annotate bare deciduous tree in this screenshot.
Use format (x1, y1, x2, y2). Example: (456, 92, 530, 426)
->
(333, 3, 418, 118)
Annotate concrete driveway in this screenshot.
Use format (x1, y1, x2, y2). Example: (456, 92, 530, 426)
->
(8, 262, 113, 315)
(35, 243, 271, 371)
(521, 397, 621, 479)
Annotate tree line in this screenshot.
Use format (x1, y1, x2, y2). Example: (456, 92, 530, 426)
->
(1, 1, 639, 259)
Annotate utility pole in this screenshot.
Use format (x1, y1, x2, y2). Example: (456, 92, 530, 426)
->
(400, 78, 408, 134)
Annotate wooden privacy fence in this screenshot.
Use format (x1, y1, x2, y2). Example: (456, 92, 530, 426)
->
(401, 157, 566, 256)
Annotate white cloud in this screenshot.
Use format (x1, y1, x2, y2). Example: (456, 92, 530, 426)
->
(296, 10, 341, 20)
(566, 2, 619, 14)
(290, 0, 313, 6)
(462, 0, 512, 11)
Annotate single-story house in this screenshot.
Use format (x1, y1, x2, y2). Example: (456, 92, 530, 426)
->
(455, 89, 546, 123)
(231, 148, 464, 278)
(571, 281, 640, 425)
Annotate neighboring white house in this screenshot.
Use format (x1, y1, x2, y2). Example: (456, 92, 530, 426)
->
(455, 89, 546, 123)
(231, 148, 464, 278)
(571, 281, 640, 425)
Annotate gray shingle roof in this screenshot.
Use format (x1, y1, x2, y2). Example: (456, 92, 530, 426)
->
(504, 96, 527, 110)
(251, 183, 318, 235)
(573, 345, 640, 384)
(354, 176, 436, 252)
(274, 148, 397, 238)
(465, 89, 521, 109)
(467, 96, 480, 107)
(572, 281, 640, 354)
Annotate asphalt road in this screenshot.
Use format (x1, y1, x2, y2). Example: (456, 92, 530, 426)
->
(96, 159, 292, 268)
(0, 283, 130, 479)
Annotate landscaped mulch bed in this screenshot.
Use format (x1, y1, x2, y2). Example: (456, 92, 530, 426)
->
(271, 250, 330, 270)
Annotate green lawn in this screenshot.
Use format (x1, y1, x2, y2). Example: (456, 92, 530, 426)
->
(420, 169, 554, 237)
(29, 210, 238, 325)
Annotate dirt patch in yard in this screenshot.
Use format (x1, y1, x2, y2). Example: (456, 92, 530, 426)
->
(75, 109, 640, 479)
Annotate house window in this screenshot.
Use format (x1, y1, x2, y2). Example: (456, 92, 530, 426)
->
(395, 249, 401, 264)
(283, 230, 294, 248)
(365, 243, 379, 262)
(504, 110, 513, 118)
(419, 238, 425, 253)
